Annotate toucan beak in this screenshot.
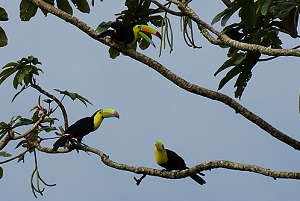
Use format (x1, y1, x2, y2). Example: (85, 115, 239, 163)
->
(137, 25, 162, 48)
(140, 25, 162, 40)
(102, 108, 120, 119)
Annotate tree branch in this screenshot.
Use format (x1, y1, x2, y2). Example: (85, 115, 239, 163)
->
(0, 147, 30, 164)
(149, 0, 184, 16)
(26, 0, 300, 151)
(167, 0, 300, 57)
(0, 108, 47, 150)
(31, 83, 68, 130)
(34, 143, 300, 181)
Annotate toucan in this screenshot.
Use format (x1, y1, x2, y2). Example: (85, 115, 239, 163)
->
(154, 140, 206, 185)
(97, 21, 162, 48)
(52, 108, 119, 151)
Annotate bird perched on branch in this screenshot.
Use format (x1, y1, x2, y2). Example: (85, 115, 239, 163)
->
(52, 108, 119, 151)
(97, 21, 162, 48)
(154, 140, 206, 185)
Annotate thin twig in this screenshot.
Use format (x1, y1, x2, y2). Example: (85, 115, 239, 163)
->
(0, 147, 30, 164)
(134, 174, 147, 186)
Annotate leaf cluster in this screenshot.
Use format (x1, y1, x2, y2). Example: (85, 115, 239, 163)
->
(212, 0, 296, 98)
(0, 56, 43, 90)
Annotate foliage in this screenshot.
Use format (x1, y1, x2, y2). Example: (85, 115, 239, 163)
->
(212, 0, 294, 98)
(0, 56, 94, 194)
(0, 56, 43, 89)
(54, 89, 93, 107)
(0, 7, 8, 47)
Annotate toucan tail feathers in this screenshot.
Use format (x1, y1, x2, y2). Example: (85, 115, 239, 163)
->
(52, 135, 70, 151)
(190, 174, 206, 185)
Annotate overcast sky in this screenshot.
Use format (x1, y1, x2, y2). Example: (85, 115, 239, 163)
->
(1, 1, 300, 201)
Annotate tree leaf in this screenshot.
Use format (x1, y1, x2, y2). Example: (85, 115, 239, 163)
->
(149, 15, 164, 27)
(239, 0, 257, 29)
(54, 89, 93, 106)
(0, 26, 8, 47)
(71, 0, 90, 13)
(234, 68, 252, 99)
(109, 47, 120, 59)
(0, 151, 12, 157)
(0, 7, 8, 21)
(260, 0, 272, 16)
(15, 139, 28, 149)
(57, 0, 73, 15)
(19, 0, 38, 21)
(217, 65, 243, 90)
(2, 62, 18, 69)
(13, 70, 22, 89)
(211, 9, 227, 25)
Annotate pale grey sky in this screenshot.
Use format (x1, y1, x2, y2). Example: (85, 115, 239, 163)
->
(1, 1, 300, 201)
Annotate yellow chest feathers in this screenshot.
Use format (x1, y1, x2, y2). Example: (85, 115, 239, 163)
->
(154, 146, 168, 165)
(93, 112, 104, 130)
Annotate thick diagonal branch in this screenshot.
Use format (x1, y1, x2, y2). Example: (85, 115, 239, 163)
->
(27, 0, 300, 150)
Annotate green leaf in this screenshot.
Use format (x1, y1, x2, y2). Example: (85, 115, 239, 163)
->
(12, 117, 34, 128)
(0, 26, 8, 47)
(0, 167, 3, 179)
(270, 0, 297, 18)
(0, 151, 12, 157)
(125, 0, 138, 10)
(239, 0, 257, 29)
(13, 70, 22, 89)
(234, 68, 252, 99)
(71, 0, 90, 13)
(2, 62, 18, 69)
(15, 139, 28, 149)
(211, 9, 227, 25)
(0, 7, 8, 21)
(260, 0, 272, 16)
(57, 0, 73, 15)
(68, 92, 76, 100)
(0, 67, 16, 78)
(18, 72, 27, 85)
(214, 52, 246, 76)
(54, 89, 93, 106)
(149, 15, 164, 27)
(217, 65, 243, 90)
(23, 74, 31, 86)
(96, 21, 113, 33)
(43, 99, 53, 104)
(20, 0, 38, 21)
(221, 10, 235, 27)
(109, 47, 120, 59)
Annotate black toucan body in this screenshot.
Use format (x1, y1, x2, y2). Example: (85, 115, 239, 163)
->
(52, 108, 119, 151)
(154, 140, 206, 185)
(97, 21, 162, 47)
